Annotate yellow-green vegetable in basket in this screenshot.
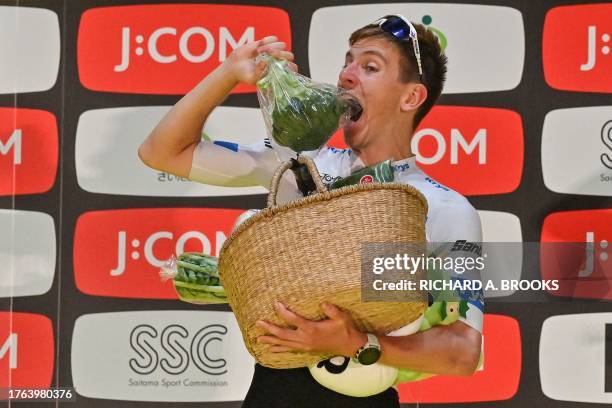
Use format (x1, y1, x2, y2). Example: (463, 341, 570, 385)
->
(160, 252, 228, 304)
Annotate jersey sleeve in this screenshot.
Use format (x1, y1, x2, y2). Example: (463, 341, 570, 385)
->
(188, 138, 282, 187)
(429, 201, 484, 333)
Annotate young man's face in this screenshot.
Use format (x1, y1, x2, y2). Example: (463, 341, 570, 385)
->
(338, 36, 412, 149)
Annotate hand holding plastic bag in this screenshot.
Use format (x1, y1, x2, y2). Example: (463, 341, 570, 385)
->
(256, 54, 361, 153)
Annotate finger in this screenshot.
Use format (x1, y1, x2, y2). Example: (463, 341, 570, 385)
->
(287, 62, 299, 73)
(254, 59, 268, 76)
(256, 319, 299, 341)
(270, 346, 293, 353)
(257, 41, 285, 53)
(257, 336, 305, 351)
(258, 44, 294, 61)
(266, 50, 294, 61)
(321, 302, 345, 320)
(275, 302, 307, 326)
(258, 36, 278, 46)
(271, 50, 295, 61)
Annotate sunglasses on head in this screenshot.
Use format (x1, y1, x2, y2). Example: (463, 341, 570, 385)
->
(373, 14, 423, 78)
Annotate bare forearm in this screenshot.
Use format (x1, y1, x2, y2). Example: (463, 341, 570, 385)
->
(138, 62, 238, 166)
(137, 36, 293, 178)
(378, 321, 481, 376)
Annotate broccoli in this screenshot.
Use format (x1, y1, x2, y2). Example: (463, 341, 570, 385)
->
(257, 55, 349, 152)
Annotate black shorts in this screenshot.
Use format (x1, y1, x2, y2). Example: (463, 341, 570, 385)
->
(242, 364, 400, 408)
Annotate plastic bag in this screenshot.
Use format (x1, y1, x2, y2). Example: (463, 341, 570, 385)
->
(160, 253, 227, 304)
(232, 209, 260, 231)
(161, 210, 262, 305)
(329, 160, 394, 189)
(256, 54, 362, 153)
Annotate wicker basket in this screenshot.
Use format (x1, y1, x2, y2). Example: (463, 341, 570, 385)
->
(218, 155, 428, 368)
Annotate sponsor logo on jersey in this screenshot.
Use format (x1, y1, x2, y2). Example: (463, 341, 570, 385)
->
(309, 4, 523, 93)
(542, 106, 612, 196)
(326, 146, 349, 154)
(0, 210, 55, 297)
(73, 208, 243, 298)
(398, 314, 520, 402)
(392, 162, 411, 172)
(0, 108, 58, 196)
(0, 6, 60, 94)
(543, 4, 612, 92)
(77, 4, 291, 94)
(541, 209, 611, 300)
(0, 312, 54, 388)
(71, 311, 253, 401)
(451, 240, 483, 256)
(424, 177, 449, 191)
(319, 173, 342, 185)
(540, 313, 612, 403)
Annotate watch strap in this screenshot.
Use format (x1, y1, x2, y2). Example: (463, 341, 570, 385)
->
(355, 333, 380, 359)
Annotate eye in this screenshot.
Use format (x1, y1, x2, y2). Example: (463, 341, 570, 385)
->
(364, 64, 378, 73)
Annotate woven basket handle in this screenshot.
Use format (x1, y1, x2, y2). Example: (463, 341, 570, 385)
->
(267, 154, 327, 207)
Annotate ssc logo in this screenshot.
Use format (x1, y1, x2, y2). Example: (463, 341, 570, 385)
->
(70, 311, 254, 402)
(129, 324, 228, 376)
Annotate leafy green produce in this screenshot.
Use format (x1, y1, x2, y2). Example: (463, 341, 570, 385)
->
(329, 160, 394, 189)
(256, 55, 351, 152)
(160, 252, 227, 304)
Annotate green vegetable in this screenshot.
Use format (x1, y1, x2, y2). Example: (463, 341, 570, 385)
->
(394, 272, 481, 384)
(257, 55, 348, 152)
(172, 252, 227, 304)
(329, 160, 394, 189)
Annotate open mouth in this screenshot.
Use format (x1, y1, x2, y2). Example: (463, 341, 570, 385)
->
(338, 91, 364, 122)
(346, 98, 363, 122)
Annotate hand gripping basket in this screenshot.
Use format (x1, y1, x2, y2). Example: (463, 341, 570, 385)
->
(218, 155, 428, 368)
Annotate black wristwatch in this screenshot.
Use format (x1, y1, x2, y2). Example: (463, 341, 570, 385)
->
(354, 333, 381, 365)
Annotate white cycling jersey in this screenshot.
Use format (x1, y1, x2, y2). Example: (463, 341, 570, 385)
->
(189, 138, 484, 333)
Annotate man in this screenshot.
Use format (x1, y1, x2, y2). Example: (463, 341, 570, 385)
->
(139, 15, 482, 407)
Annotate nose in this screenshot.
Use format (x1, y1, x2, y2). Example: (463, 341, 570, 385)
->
(338, 62, 359, 89)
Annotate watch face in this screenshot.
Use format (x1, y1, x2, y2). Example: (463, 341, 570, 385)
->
(358, 347, 381, 365)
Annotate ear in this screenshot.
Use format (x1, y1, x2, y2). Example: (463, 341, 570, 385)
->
(399, 83, 428, 113)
